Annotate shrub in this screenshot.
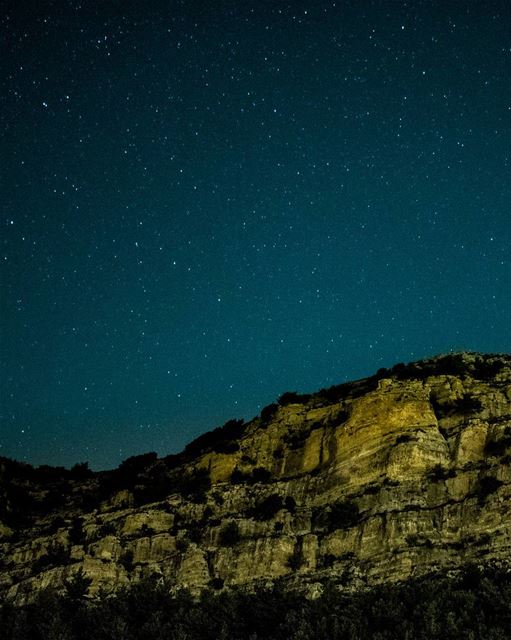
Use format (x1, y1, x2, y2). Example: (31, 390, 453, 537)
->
(475, 532, 491, 546)
(434, 354, 468, 377)
(407, 534, 431, 547)
(430, 396, 446, 419)
(284, 430, 308, 450)
(454, 394, 482, 414)
(79, 488, 104, 512)
(34, 464, 68, 482)
(328, 500, 360, 531)
(118, 452, 158, 478)
(286, 546, 305, 570)
(39, 484, 70, 512)
(485, 439, 511, 457)
(47, 515, 66, 534)
(174, 468, 211, 502)
(431, 393, 482, 419)
(391, 362, 407, 377)
(209, 577, 224, 590)
(119, 548, 134, 571)
(100, 521, 117, 536)
(212, 492, 224, 506)
(260, 403, 278, 423)
(33, 544, 70, 573)
(312, 501, 360, 532)
(69, 517, 86, 545)
(231, 469, 252, 484)
(218, 522, 240, 546)
(277, 392, 311, 406)
(251, 467, 272, 483)
(384, 354, 475, 382)
(103, 452, 159, 494)
(187, 525, 203, 544)
(473, 358, 505, 381)
(318, 553, 337, 569)
(64, 567, 92, 602)
(364, 484, 379, 495)
(140, 523, 155, 536)
(213, 439, 240, 454)
(485, 428, 511, 457)
(284, 496, 296, 513)
(251, 494, 284, 520)
(477, 476, 504, 503)
(231, 467, 272, 485)
(428, 464, 456, 481)
(132, 463, 175, 505)
(1, 482, 37, 528)
(175, 537, 189, 552)
(69, 462, 93, 480)
(184, 419, 245, 457)
(314, 377, 380, 404)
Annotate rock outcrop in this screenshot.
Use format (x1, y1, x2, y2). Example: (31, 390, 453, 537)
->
(1, 352, 510, 604)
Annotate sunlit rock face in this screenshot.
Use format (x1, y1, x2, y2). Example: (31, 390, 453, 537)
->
(1, 352, 510, 604)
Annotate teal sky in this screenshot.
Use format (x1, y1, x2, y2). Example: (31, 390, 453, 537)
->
(1, 0, 510, 469)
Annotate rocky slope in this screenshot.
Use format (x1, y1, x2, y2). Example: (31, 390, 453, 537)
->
(1, 352, 510, 604)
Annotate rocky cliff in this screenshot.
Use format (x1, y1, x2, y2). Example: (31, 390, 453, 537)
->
(1, 352, 510, 604)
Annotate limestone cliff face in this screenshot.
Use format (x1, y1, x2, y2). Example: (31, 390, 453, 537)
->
(1, 352, 510, 603)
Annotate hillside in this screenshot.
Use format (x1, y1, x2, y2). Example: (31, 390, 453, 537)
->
(1, 352, 510, 605)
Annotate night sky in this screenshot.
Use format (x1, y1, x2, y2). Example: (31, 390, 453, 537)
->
(1, 1, 510, 470)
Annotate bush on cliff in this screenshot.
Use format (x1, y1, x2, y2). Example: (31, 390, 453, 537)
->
(218, 521, 240, 546)
(183, 418, 245, 457)
(312, 500, 360, 532)
(251, 494, 284, 520)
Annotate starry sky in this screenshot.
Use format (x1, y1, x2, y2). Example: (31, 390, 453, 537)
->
(1, 1, 510, 470)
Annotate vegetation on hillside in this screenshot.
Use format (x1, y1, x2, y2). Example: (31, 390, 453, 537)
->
(0, 565, 510, 639)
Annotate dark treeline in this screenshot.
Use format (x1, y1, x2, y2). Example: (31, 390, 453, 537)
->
(1, 565, 510, 639)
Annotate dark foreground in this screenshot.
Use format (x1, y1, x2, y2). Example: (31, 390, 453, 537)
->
(1, 565, 510, 639)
